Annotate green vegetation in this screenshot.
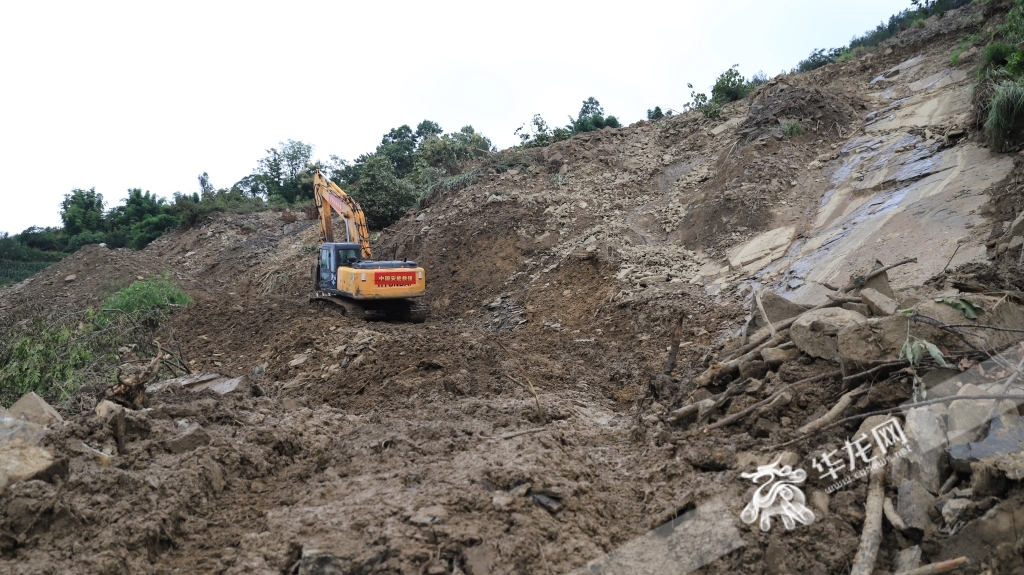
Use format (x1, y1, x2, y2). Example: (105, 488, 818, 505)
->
(784, 121, 805, 137)
(951, 33, 981, 66)
(94, 273, 192, 326)
(515, 97, 621, 148)
(685, 67, 769, 119)
(0, 273, 191, 407)
(974, 0, 1024, 151)
(794, 0, 974, 72)
(0, 260, 54, 286)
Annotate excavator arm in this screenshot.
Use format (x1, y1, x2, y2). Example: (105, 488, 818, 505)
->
(312, 170, 373, 259)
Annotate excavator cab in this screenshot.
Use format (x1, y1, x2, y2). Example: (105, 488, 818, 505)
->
(317, 242, 362, 290)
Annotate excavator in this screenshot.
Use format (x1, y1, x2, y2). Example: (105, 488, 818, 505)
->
(309, 170, 427, 322)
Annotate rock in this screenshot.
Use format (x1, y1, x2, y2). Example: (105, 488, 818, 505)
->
(530, 493, 562, 513)
(64, 274, 76, 283)
(896, 479, 936, 531)
(410, 505, 447, 525)
(860, 288, 899, 316)
(768, 391, 792, 409)
(164, 424, 211, 454)
(947, 413, 1024, 478)
(894, 546, 922, 573)
(970, 461, 1008, 498)
(772, 451, 801, 468)
(841, 302, 872, 316)
(809, 490, 830, 518)
(727, 227, 795, 271)
(463, 543, 498, 575)
(491, 491, 515, 509)
(947, 384, 1018, 447)
(745, 379, 764, 394)
(753, 291, 808, 329)
(7, 392, 63, 426)
(685, 447, 735, 471)
(752, 418, 780, 438)
(147, 372, 247, 395)
(893, 404, 949, 494)
(791, 308, 868, 362)
(288, 355, 308, 368)
(852, 261, 896, 299)
(0, 415, 67, 493)
(739, 359, 769, 380)
(94, 399, 124, 421)
(941, 498, 971, 526)
(761, 346, 800, 368)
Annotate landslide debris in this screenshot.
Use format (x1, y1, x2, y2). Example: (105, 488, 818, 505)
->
(3, 3, 1024, 573)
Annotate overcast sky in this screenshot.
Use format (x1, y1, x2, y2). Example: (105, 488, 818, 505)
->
(0, 0, 912, 234)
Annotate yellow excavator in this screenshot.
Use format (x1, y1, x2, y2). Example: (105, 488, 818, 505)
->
(309, 170, 427, 322)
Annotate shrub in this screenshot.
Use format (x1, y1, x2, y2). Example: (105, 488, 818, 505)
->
(0, 322, 93, 404)
(647, 107, 665, 120)
(711, 65, 752, 103)
(784, 121, 805, 137)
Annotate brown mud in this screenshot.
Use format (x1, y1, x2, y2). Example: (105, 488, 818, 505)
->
(3, 3, 1024, 574)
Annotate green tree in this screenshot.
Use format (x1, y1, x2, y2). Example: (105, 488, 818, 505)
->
(351, 154, 417, 229)
(60, 188, 105, 237)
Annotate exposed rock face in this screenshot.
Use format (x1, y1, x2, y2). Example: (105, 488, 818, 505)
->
(791, 308, 868, 362)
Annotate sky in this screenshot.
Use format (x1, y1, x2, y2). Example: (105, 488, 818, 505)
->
(0, 0, 912, 234)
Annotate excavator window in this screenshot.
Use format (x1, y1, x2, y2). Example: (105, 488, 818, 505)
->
(320, 248, 332, 283)
(336, 248, 360, 266)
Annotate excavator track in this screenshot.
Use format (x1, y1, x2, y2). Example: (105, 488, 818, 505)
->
(309, 292, 426, 323)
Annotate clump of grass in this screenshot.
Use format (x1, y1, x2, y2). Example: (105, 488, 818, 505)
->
(784, 121, 805, 137)
(950, 33, 980, 67)
(95, 273, 192, 326)
(984, 78, 1024, 151)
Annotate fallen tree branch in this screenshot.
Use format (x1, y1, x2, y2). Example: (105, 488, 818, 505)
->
(721, 297, 847, 363)
(896, 556, 968, 575)
(704, 370, 843, 432)
(883, 497, 908, 531)
(774, 393, 1024, 448)
(495, 340, 541, 412)
(840, 258, 917, 293)
(696, 332, 788, 387)
(797, 383, 868, 435)
(850, 460, 885, 575)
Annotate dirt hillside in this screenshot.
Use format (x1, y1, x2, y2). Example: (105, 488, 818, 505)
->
(2, 3, 1024, 574)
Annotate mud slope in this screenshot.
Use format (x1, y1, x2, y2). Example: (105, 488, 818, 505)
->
(3, 3, 1023, 574)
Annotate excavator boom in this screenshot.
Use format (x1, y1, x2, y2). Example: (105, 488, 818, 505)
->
(313, 171, 372, 259)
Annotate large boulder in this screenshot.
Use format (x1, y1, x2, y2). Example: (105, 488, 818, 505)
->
(753, 291, 809, 329)
(838, 296, 1024, 373)
(0, 414, 66, 494)
(860, 287, 899, 316)
(7, 392, 63, 426)
(791, 308, 868, 362)
(947, 413, 1024, 478)
(896, 479, 936, 531)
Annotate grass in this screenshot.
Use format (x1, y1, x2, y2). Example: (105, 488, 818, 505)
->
(984, 78, 1024, 151)
(0, 260, 53, 286)
(1, 273, 192, 407)
(950, 33, 981, 66)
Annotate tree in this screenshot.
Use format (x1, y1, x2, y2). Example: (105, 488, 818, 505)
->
(198, 172, 215, 197)
(60, 188, 105, 237)
(578, 97, 604, 118)
(351, 154, 417, 229)
(377, 125, 418, 179)
(647, 107, 664, 120)
(415, 120, 443, 141)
